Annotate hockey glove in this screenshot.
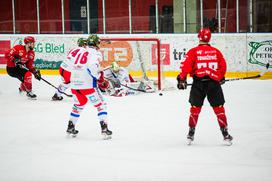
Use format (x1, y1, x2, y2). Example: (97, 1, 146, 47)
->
(220, 77, 226, 85)
(177, 75, 187, 90)
(97, 72, 110, 90)
(33, 70, 41, 81)
(13, 58, 23, 68)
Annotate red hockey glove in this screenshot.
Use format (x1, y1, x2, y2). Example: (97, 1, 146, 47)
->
(97, 72, 110, 90)
(177, 75, 187, 90)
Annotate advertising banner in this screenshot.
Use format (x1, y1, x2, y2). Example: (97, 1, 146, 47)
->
(0, 34, 271, 76)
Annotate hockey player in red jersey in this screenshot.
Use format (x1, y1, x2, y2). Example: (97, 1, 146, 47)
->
(177, 28, 233, 145)
(5, 36, 41, 99)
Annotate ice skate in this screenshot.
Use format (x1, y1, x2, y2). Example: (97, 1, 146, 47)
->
(66, 121, 79, 137)
(100, 121, 112, 140)
(26, 91, 37, 100)
(221, 127, 233, 146)
(52, 93, 63, 101)
(187, 127, 195, 145)
(19, 87, 23, 94)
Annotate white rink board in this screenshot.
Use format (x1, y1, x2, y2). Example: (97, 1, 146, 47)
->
(0, 33, 271, 72)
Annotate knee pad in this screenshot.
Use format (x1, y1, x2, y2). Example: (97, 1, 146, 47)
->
(213, 105, 225, 114)
(190, 106, 202, 115)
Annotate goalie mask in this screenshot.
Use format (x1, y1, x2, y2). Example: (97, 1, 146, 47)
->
(198, 28, 211, 42)
(111, 62, 120, 72)
(87, 34, 101, 47)
(77, 38, 87, 47)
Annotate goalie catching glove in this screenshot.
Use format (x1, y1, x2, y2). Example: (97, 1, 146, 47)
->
(97, 71, 110, 90)
(177, 75, 187, 90)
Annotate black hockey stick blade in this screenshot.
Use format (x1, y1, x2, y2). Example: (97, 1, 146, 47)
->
(225, 62, 270, 82)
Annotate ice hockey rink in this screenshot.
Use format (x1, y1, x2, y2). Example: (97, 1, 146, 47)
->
(0, 74, 272, 181)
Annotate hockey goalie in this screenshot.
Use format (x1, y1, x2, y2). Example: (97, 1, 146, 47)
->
(98, 62, 155, 97)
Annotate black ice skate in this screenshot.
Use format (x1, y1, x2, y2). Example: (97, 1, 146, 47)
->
(26, 91, 37, 100)
(187, 127, 195, 145)
(100, 121, 112, 140)
(19, 88, 23, 94)
(52, 93, 63, 101)
(221, 127, 233, 146)
(66, 121, 79, 137)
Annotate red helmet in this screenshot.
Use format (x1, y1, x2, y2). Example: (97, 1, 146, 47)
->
(24, 36, 35, 44)
(198, 28, 211, 42)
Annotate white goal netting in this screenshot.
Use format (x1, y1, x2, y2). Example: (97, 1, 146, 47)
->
(100, 37, 175, 91)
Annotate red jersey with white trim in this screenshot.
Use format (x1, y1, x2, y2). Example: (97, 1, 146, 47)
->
(5, 45, 35, 72)
(179, 44, 226, 82)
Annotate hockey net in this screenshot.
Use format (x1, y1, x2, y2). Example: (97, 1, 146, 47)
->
(100, 37, 175, 91)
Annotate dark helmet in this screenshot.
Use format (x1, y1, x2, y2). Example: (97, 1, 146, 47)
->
(77, 38, 87, 47)
(198, 28, 211, 42)
(87, 34, 100, 47)
(24, 36, 35, 44)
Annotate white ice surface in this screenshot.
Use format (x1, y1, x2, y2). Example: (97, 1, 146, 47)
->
(0, 75, 272, 181)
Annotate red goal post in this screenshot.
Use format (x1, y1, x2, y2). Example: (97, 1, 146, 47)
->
(100, 37, 162, 90)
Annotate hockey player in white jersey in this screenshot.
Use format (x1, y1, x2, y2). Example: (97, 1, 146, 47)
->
(100, 62, 155, 96)
(102, 62, 133, 96)
(66, 34, 112, 139)
(52, 38, 87, 100)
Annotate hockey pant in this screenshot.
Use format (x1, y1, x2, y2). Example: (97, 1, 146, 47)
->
(20, 71, 32, 92)
(188, 105, 228, 128)
(7, 66, 33, 92)
(55, 67, 71, 97)
(69, 88, 107, 125)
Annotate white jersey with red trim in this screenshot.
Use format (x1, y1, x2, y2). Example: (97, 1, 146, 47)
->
(70, 47, 101, 89)
(60, 47, 86, 72)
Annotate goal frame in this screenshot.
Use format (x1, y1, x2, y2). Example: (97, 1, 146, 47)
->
(101, 37, 162, 90)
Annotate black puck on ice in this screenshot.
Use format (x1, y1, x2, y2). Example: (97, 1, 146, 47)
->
(159, 93, 163, 96)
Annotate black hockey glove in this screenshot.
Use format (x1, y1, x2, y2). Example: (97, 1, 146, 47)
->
(220, 77, 226, 85)
(13, 58, 23, 68)
(177, 75, 187, 90)
(33, 70, 41, 81)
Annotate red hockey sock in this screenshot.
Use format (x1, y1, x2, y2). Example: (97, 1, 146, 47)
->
(213, 106, 228, 128)
(23, 71, 32, 92)
(189, 106, 202, 128)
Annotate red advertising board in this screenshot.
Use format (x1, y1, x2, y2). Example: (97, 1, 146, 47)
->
(0, 41, 10, 64)
(151, 44, 170, 65)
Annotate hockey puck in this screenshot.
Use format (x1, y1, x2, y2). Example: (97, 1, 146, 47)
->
(159, 93, 163, 96)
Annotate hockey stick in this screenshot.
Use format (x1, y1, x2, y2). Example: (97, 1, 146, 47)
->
(119, 82, 154, 93)
(224, 63, 270, 82)
(39, 77, 73, 97)
(103, 77, 154, 93)
(21, 65, 73, 97)
(187, 63, 270, 86)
